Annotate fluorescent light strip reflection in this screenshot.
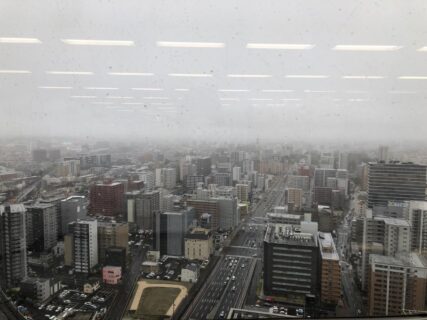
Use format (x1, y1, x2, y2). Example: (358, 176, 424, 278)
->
(157, 41, 225, 48)
(398, 76, 427, 80)
(46, 71, 93, 75)
(342, 76, 384, 79)
(122, 102, 145, 105)
(143, 97, 169, 100)
(91, 102, 114, 105)
(71, 95, 97, 99)
(109, 72, 153, 76)
(62, 39, 135, 46)
(175, 88, 189, 91)
(250, 98, 273, 101)
(282, 98, 301, 101)
(0, 37, 41, 44)
(247, 43, 314, 50)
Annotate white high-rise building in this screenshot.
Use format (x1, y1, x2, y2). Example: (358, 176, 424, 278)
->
(139, 170, 154, 191)
(378, 145, 389, 163)
(70, 219, 98, 273)
(236, 184, 249, 203)
(232, 166, 241, 182)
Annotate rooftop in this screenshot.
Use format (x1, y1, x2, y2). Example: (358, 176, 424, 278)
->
(0, 203, 26, 214)
(264, 223, 317, 247)
(318, 232, 339, 261)
(375, 216, 411, 227)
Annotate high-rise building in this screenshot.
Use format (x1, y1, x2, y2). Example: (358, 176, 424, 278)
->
(236, 184, 249, 203)
(216, 197, 239, 230)
(135, 190, 160, 230)
(155, 211, 190, 256)
(0, 204, 28, 288)
(368, 253, 427, 316)
(286, 188, 303, 210)
(60, 196, 87, 237)
(139, 170, 155, 191)
(196, 157, 212, 176)
(314, 169, 337, 188)
(318, 233, 341, 305)
(319, 152, 335, 169)
(26, 204, 58, 253)
(288, 175, 310, 191)
(97, 221, 128, 265)
(186, 175, 205, 191)
(186, 199, 220, 230)
(360, 210, 412, 290)
(232, 166, 241, 182)
(155, 167, 176, 189)
(368, 162, 427, 208)
(213, 172, 231, 187)
(89, 182, 125, 216)
(69, 219, 98, 274)
(314, 187, 332, 206)
(263, 223, 320, 303)
(378, 145, 389, 163)
(407, 201, 427, 256)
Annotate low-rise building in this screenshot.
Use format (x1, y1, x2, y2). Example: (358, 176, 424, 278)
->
(181, 263, 200, 283)
(102, 266, 122, 285)
(184, 228, 213, 260)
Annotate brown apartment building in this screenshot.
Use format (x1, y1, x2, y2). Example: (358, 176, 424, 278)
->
(318, 232, 341, 305)
(368, 253, 427, 316)
(89, 182, 125, 216)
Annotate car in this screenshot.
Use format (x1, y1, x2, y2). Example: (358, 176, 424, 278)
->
(231, 275, 236, 281)
(252, 253, 257, 257)
(231, 286, 236, 291)
(219, 311, 225, 318)
(64, 300, 71, 304)
(241, 264, 245, 268)
(226, 276, 230, 281)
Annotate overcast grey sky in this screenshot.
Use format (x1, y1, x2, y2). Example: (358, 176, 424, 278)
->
(0, 0, 426, 143)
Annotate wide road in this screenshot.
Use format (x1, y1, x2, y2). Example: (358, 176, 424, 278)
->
(336, 187, 363, 317)
(105, 244, 148, 320)
(183, 176, 286, 320)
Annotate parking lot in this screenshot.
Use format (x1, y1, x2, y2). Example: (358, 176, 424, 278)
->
(23, 285, 117, 320)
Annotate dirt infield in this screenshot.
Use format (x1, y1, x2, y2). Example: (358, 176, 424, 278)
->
(129, 280, 189, 317)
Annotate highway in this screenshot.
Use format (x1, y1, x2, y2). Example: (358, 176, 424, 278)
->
(336, 187, 363, 317)
(185, 256, 255, 320)
(182, 175, 287, 320)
